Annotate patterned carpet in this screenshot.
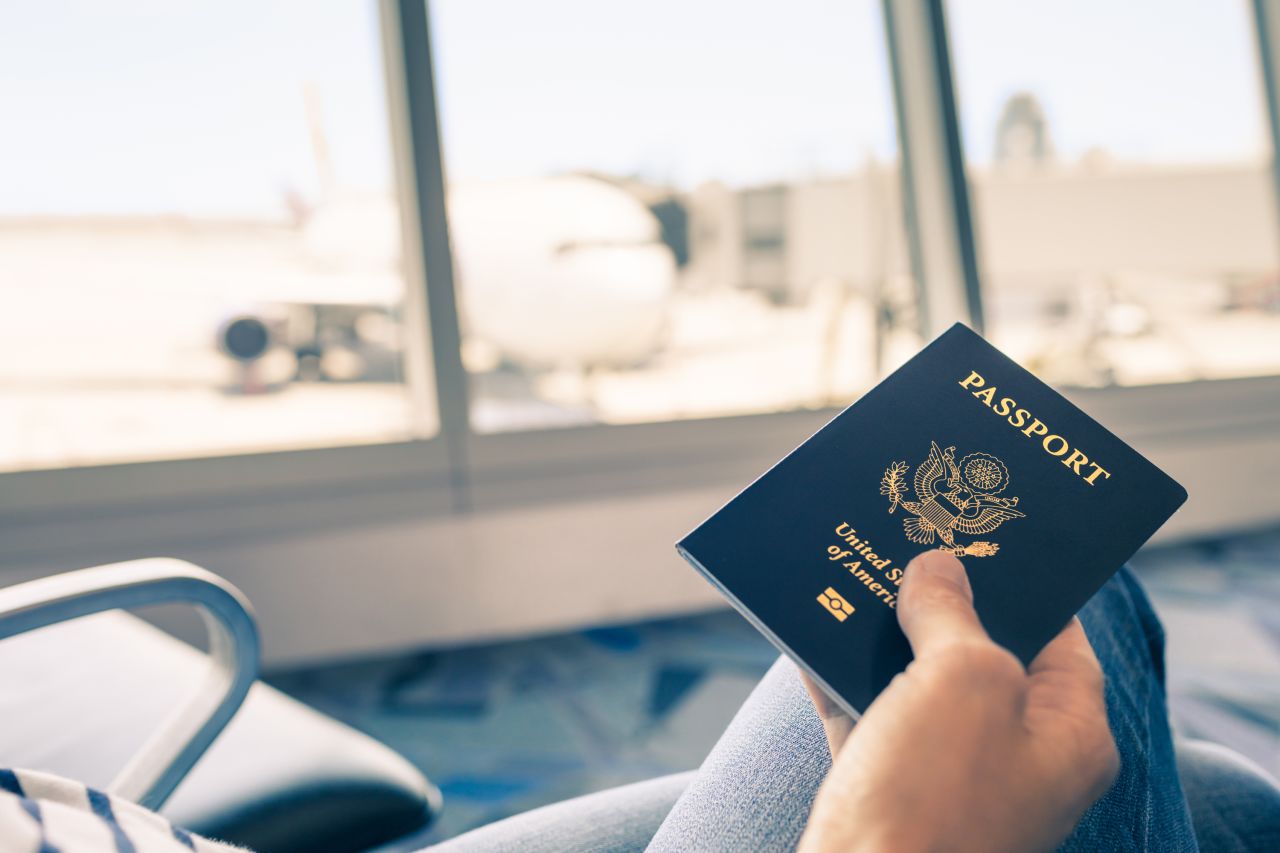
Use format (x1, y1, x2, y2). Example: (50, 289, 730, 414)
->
(267, 527, 1280, 847)
(1130, 529, 1280, 780)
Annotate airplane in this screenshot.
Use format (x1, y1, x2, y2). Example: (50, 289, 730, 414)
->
(216, 174, 679, 391)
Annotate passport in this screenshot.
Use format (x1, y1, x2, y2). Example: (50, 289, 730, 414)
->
(677, 323, 1187, 717)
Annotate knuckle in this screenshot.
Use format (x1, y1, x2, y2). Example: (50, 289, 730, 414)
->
(1091, 723, 1121, 783)
(1079, 654, 1107, 693)
(1084, 671, 1106, 702)
(1074, 715, 1120, 795)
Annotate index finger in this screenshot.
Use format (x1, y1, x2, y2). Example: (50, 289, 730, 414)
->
(799, 671, 854, 753)
(1028, 616, 1104, 685)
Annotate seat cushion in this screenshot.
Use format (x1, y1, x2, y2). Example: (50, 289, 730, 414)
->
(0, 611, 439, 853)
(1177, 737, 1280, 853)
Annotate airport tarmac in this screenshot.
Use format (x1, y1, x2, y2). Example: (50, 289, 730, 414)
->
(2, 282, 1279, 473)
(4, 218, 1279, 473)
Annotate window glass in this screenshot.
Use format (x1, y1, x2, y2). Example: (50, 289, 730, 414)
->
(0, 1, 432, 472)
(431, 0, 922, 432)
(948, 0, 1280, 386)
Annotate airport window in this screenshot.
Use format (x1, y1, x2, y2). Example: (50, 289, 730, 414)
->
(429, 0, 924, 433)
(0, 2, 435, 473)
(947, 0, 1280, 386)
(6, 0, 1277, 510)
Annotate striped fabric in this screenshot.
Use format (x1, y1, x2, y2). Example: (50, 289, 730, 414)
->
(0, 768, 242, 853)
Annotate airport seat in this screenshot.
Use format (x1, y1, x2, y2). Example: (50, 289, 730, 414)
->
(1177, 737, 1280, 852)
(0, 560, 440, 853)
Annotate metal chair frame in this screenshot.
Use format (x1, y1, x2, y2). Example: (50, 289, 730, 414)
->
(0, 558, 260, 810)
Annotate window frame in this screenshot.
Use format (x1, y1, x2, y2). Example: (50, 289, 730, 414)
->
(2, 0, 1279, 558)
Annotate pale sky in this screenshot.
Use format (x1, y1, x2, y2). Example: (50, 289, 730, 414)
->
(0, 0, 1268, 218)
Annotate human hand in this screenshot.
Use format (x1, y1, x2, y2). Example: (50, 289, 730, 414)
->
(798, 550, 1118, 853)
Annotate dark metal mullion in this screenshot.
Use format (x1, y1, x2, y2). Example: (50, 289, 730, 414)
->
(923, 0, 984, 333)
(881, 0, 985, 336)
(1251, 0, 1280, 265)
(881, 1, 931, 336)
(394, 0, 472, 510)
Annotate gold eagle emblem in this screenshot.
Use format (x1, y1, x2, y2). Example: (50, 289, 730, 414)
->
(880, 441, 1025, 557)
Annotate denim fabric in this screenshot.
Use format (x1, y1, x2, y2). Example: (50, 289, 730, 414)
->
(646, 567, 1200, 852)
(425, 771, 694, 853)
(644, 656, 831, 852)
(1061, 568, 1198, 851)
(422, 568, 1266, 852)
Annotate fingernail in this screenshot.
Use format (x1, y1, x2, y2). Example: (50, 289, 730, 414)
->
(907, 550, 971, 595)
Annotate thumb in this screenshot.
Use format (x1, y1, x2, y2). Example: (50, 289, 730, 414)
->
(897, 550, 991, 657)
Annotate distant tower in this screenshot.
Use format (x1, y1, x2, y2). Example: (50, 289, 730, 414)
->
(994, 92, 1053, 167)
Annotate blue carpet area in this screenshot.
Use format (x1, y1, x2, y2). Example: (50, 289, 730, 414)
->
(267, 528, 1280, 847)
(1130, 529, 1280, 779)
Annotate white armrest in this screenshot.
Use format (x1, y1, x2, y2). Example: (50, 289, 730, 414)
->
(0, 558, 259, 810)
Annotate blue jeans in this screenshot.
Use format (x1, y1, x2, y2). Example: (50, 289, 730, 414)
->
(430, 569, 1279, 851)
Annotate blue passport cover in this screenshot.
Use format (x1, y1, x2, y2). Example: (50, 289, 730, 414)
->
(677, 323, 1187, 717)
